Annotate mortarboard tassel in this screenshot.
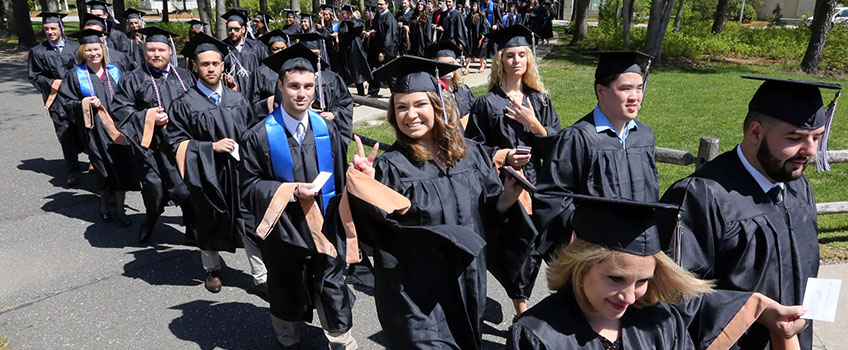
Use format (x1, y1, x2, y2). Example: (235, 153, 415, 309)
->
(317, 53, 326, 110)
(816, 90, 841, 172)
(638, 57, 652, 114)
(435, 65, 448, 125)
(168, 36, 179, 68)
(670, 211, 683, 266)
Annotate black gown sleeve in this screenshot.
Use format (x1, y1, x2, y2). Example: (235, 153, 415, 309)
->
(532, 127, 583, 256)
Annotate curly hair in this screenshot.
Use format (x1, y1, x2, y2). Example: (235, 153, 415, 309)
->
(546, 239, 714, 315)
(387, 91, 467, 166)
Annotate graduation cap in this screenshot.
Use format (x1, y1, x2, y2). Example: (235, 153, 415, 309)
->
(255, 11, 274, 22)
(37, 12, 67, 24)
(67, 28, 106, 44)
(300, 12, 315, 20)
(320, 4, 337, 11)
(743, 75, 842, 172)
(284, 9, 297, 18)
(566, 193, 682, 257)
(341, 4, 355, 12)
(373, 55, 462, 123)
(290, 32, 324, 50)
(122, 8, 145, 20)
(187, 19, 207, 28)
(86, 0, 110, 12)
(424, 40, 462, 59)
(221, 8, 248, 24)
(585, 50, 652, 82)
(137, 26, 179, 43)
(180, 32, 230, 59)
(262, 43, 319, 74)
(486, 24, 538, 49)
(259, 29, 289, 46)
(82, 13, 107, 29)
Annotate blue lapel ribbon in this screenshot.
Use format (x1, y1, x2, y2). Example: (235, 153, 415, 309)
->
(265, 106, 336, 212)
(76, 63, 120, 97)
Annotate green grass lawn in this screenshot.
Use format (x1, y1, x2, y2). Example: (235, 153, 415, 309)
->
(354, 41, 848, 263)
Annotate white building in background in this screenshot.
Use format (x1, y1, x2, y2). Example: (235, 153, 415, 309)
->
(138, 0, 200, 13)
(756, 0, 816, 19)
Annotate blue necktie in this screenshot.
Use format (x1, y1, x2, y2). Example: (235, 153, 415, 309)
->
(210, 92, 221, 107)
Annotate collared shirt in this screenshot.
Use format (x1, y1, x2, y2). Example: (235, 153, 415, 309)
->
(48, 39, 65, 53)
(236, 39, 245, 53)
(196, 80, 223, 105)
(280, 106, 310, 145)
(593, 105, 637, 148)
(736, 145, 784, 194)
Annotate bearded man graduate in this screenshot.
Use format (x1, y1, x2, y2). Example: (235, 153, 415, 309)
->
(163, 33, 267, 295)
(28, 12, 83, 186)
(113, 26, 196, 243)
(659, 77, 842, 350)
(221, 9, 267, 99)
(240, 44, 356, 349)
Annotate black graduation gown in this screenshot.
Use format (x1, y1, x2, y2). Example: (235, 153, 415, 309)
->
(163, 86, 253, 252)
(338, 18, 373, 84)
(113, 64, 195, 218)
(438, 9, 469, 56)
(408, 14, 433, 57)
(282, 23, 300, 37)
(249, 64, 277, 105)
(525, 5, 546, 37)
(658, 149, 820, 350)
(239, 115, 353, 332)
(465, 85, 560, 185)
(444, 82, 475, 118)
(126, 34, 145, 69)
(533, 112, 659, 257)
(508, 290, 758, 350)
(465, 14, 490, 58)
(222, 38, 266, 99)
(368, 11, 399, 64)
(57, 64, 141, 191)
(28, 39, 82, 146)
(106, 27, 132, 54)
(347, 140, 517, 350)
(502, 13, 520, 27)
(315, 66, 354, 147)
(395, 8, 414, 55)
(107, 49, 135, 72)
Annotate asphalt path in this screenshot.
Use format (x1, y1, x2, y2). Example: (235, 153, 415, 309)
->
(0, 61, 550, 349)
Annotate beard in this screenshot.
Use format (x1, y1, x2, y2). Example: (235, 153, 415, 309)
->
(147, 58, 169, 70)
(756, 137, 811, 183)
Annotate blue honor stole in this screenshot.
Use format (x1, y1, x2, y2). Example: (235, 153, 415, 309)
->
(76, 63, 120, 97)
(265, 107, 336, 212)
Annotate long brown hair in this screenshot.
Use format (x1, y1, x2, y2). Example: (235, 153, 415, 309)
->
(387, 91, 466, 166)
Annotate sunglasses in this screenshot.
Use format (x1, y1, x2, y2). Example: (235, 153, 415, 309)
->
(226, 27, 242, 32)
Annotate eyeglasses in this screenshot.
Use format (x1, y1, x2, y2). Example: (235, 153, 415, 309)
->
(226, 27, 241, 32)
(253, 19, 262, 23)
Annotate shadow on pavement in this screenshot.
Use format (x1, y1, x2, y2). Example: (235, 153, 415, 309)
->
(122, 247, 254, 290)
(168, 300, 331, 350)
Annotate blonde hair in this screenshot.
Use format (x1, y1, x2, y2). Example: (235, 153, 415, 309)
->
(489, 46, 546, 94)
(387, 90, 466, 166)
(76, 42, 109, 66)
(547, 239, 714, 315)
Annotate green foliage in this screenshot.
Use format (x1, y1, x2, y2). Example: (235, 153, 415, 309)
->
(687, 0, 763, 21)
(581, 21, 848, 71)
(148, 21, 192, 38)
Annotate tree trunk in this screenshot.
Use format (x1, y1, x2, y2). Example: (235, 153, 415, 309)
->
(260, 0, 268, 13)
(75, 0, 86, 15)
(800, 0, 838, 73)
(216, 0, 227, 39)
(113, 0, 125, 31)
(313, 0, 321, 16)
(621, 0, 634, 46)
(162, 0, 170, 22)
(293, 0, 301, 13)
(13, 0, 35, 47)
(39, 0, 59, 12)
(197, 0, 213, 34)
(613, 0, 620, 26)
(1, 0, 17, 34)
(711, 0, 729, 33)
(673, 0, 684, 31)
(569, 0, 590, 44)
(644, 0, 676, 62)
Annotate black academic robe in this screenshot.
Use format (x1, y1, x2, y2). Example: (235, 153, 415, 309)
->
(465, 14, 490, 58)
(113, 64, 196, 224)
(368, 10, 399, 63)
(437, 9, 469, 56)
(525, 5, 546, 38)
(508, 290, 758, 350)
(465, 85, 560, 185)
(106, 27, 132, 54)
(126, 34, 145, 69)
(28, 39, 82, 145)
(108, 49, 135, 72)
(533, 111, 659, 257)
(658, 148, 819, 350)
(282, 23, 300, 38)
(503, 12, 520, 27)
(222, 38, 266, 99)
(57, 64, 141, 191)
(395, 8, 414, 55)
(164, 86, 253, 252)
(445, 82, 475, 118)
(348, 140, 526, 350)
(338, 18, 373, 84)
(315, 66, 354, 146)
(239, 112, 352, 332)
(408, 13, 433, 57)
(249, 64, 277, 105)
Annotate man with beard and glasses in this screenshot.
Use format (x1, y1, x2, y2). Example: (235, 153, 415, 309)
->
(113, 26, 196, 243)
(221, 9, 267, 99)
(86, 0, 131, 54)
(658, 76, 842, 350)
